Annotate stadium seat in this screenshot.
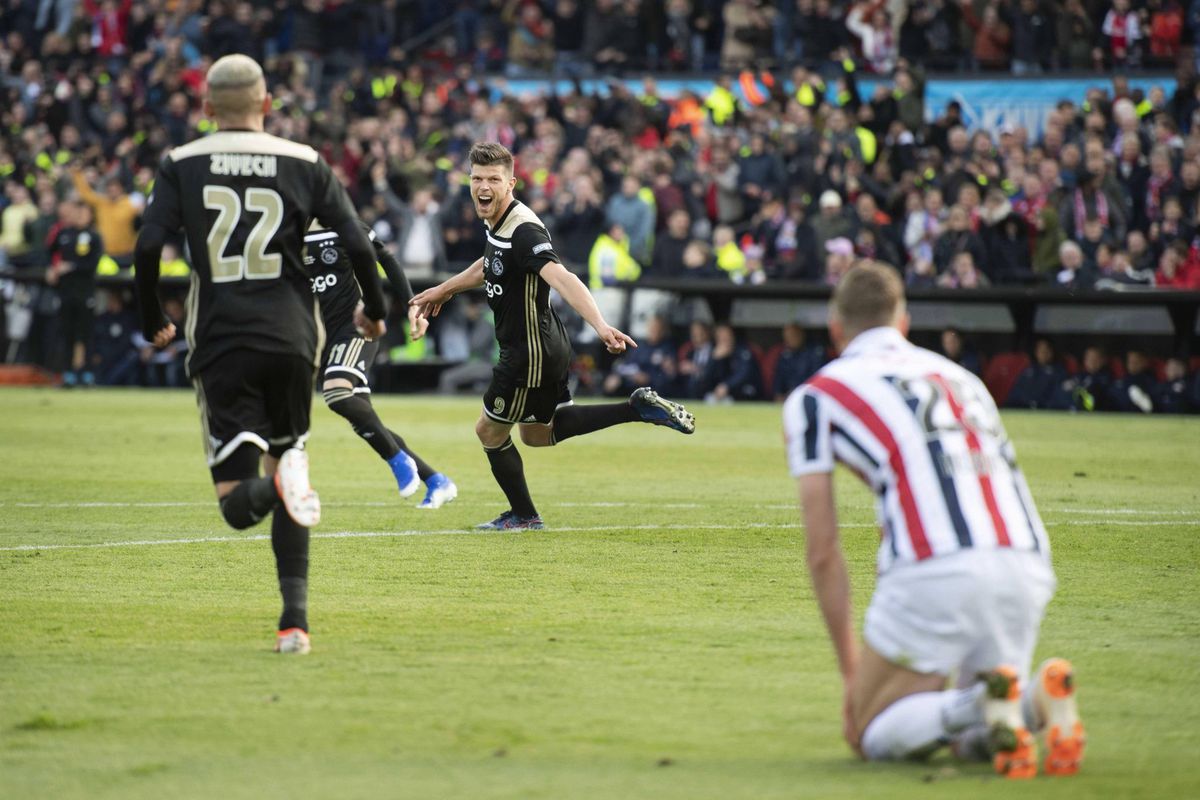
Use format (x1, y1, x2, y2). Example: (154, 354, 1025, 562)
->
(760, 344, 783, 399)
(1109, 357, 1127, 379)
(983, 352, 1031, 406)
(1152, 357, 1168, 382)
(1062, 354, 1080, 375)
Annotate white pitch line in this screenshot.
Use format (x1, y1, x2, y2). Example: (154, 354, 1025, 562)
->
(2, 519, 1197, 553)
(0, 500, 1194, 516)
(0, 522, 815, 552)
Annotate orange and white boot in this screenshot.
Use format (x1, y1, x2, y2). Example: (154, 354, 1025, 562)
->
(274, 627, 311, 655)
(981, 665, 1037, 779)
(1032, 658, 1086, 776)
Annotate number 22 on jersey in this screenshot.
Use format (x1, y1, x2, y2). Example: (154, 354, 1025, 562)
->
(203, 185, 284, 283)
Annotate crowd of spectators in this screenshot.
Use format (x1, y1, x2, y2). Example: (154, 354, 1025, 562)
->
(0, 0, 1198, 400)
(597, 317, 1200, 413)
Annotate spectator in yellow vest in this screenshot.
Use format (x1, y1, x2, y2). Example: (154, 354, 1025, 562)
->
(713, 225, 746, 281)
(588, 223, 643, 288)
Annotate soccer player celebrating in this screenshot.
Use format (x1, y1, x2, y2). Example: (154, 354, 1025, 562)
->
(304, 221, 457, 508)
(135, 54, 389, 655)
(410, 143, 695, 530)
(783, 262, 1085, 777)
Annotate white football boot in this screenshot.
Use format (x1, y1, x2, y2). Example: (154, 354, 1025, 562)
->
(274, 448, 321, 527)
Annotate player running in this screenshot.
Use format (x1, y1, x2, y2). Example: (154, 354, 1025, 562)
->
(134, 54, 389, 655)
(410, 142, 695, 531)
(303, 222, 457, 508)
(783, 262, 1085, 777)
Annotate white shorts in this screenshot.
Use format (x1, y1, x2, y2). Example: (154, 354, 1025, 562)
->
(863, 548, 1056, 684)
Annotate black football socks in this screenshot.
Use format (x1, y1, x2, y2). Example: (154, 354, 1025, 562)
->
(324, 388, 404, 459)
(484, 437, 537, 518)
(551, 402, 641, 444)
(388, 429, 436, 481)
(218, 477, 280, 530)
(271, 507, 309, 632)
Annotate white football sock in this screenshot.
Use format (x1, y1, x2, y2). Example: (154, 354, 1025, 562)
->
(861, 685, 986, 761)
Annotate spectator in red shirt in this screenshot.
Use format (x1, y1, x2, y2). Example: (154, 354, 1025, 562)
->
(1101, 0, 1141, 66)
(1155, 244, 1200, 288)
(1148, 0, 1183, 64)
(84, 0, 132, 58)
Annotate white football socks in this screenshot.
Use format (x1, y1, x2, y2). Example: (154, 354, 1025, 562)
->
(861, 684, 986, 761)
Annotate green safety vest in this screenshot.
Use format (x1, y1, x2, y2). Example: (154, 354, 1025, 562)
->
(715, 241, 746, 280)
(705, 86, 736, 125)
(855, 127, 877, 164)
(588, 234, 642, 289)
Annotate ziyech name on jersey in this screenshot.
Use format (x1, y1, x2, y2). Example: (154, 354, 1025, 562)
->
(209, 153, 278, 177)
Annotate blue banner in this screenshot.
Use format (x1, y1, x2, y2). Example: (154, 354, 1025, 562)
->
(495, 76, 1176, 137)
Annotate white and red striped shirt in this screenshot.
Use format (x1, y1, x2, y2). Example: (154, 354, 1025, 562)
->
(783, 327, 1049, 575)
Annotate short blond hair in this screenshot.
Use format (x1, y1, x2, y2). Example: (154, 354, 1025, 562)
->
(831, 261, 905, 336)
(206, 54, 266, 118)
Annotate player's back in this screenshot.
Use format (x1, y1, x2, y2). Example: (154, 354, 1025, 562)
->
(786, 327, 1049, 573)
(144, 130, 351, 376)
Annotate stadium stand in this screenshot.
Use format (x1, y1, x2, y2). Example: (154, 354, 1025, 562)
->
(0, 1, 1198, 411)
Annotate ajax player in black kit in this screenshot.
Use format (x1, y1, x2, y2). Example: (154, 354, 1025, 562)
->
(134, 55, 389, 655)
(303, 222, 457, 508)
(411, 143, 695, 530)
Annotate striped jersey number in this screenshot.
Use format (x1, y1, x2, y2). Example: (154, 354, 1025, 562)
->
(203, 185, 284, 283)
(893, 374, 999, 441)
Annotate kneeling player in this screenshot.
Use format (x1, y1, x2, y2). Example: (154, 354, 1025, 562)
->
(784, 263, 1085, 777)
(305, 223, 457, 508)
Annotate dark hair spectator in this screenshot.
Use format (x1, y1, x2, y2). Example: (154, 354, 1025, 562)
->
(697, 322, 762, 403)
(1007, 338, 1068, 409)
(1108, 350, 1158, 412)
(602, 315, 678, 396)
(940, 327, 982, 376)
(772, 323, 825, 398)
(1154, 356, 1192, 413)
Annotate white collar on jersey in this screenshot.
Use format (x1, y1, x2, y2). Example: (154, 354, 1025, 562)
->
(841, 325, 909, 358)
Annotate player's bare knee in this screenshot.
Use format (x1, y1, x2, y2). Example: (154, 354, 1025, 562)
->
(518, 424, 553, 447)
(475, 416, 509, 448)
(321, 377, 354, 408)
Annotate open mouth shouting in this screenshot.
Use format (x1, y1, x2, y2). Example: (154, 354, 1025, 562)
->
(475, 190, 495, 217)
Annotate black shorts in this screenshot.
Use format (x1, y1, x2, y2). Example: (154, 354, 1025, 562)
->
(192, 349, 315, 481)
(60, 292, 95, 347)
(320, 323, 378, 392)
(482, 367, 573, 425)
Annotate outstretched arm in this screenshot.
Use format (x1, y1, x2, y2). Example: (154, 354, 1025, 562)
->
(538, 261, 636, 354)
(373, 238, 426, 340)
(409, 257, 485, 320)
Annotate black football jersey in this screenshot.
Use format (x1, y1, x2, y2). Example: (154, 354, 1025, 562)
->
(481, 200, 571, 387)
(141, 130, 361, 376)
(49, 225, 102, 298)
(303, 222, 414, 331)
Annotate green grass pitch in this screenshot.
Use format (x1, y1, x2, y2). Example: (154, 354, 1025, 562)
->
(0, 387, 1197, 799)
